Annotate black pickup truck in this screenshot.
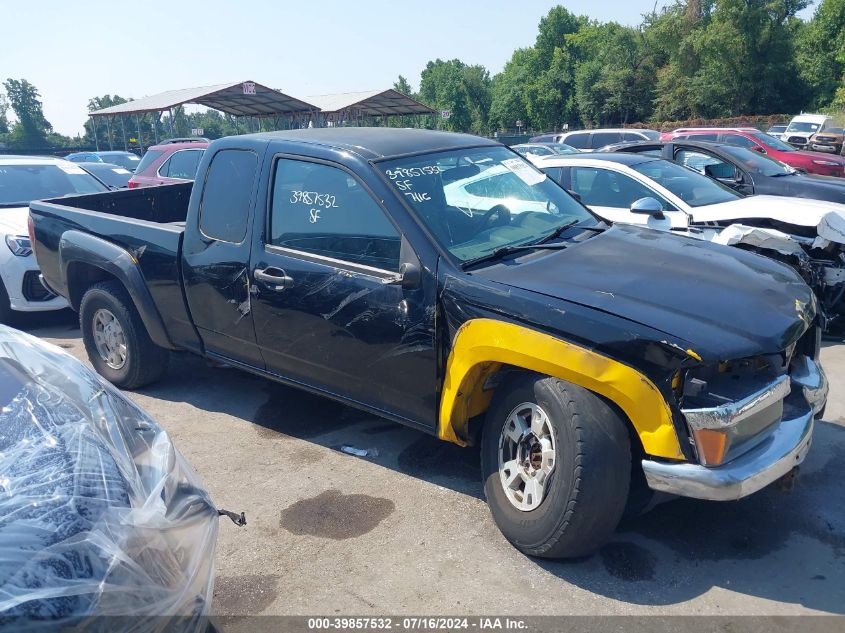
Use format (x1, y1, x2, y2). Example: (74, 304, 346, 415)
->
(30, 129, 828, 558)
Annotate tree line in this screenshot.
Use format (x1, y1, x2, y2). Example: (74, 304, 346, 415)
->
(1, 0, 843, 151)
(404, 0, 845, 134)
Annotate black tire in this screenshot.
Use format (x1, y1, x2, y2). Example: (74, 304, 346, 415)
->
(79, 280, 169, 388)
(481, 372, 631, 558)
(0, 278, 16, 326)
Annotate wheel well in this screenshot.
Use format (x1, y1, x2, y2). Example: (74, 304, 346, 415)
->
(66, 262, 118, 311)
(465, 364, 647, 460)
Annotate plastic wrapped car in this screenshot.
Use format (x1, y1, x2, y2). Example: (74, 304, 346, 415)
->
(0, 325, 219, 631)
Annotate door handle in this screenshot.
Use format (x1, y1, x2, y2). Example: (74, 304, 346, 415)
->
(253, 267, 293, 290)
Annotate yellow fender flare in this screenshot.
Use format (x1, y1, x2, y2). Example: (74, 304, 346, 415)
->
(438, 318, 684, 460)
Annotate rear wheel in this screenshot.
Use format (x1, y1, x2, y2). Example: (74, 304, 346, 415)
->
(80, 280, 169, 388)
(481, 372, 631, 558)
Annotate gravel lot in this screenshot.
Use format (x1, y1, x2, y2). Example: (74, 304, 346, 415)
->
(18, 310, 845, 617)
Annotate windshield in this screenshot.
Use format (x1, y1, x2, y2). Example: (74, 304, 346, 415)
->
(105, 153, 141, 171)
(0, 162, 108, 206)
(379, 146, 595, 263)
(633, 159, 740, 207)
(752, 131, 796, 152)
(85, 164, 132, 188)
(786, 121, 821, 133)
(550, 143, 579, 154)
(720, 146, 794, 176)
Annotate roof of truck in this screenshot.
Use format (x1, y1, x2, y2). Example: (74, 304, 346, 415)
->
(238, 127, 499, 159)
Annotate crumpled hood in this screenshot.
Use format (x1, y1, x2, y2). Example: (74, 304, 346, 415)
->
(474, 224, 814, 361)
(0, 206, 29, 236)
(689, 195, 845, 237)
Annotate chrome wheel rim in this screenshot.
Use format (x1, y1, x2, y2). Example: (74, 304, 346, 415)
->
(92, 308, 127, 370)
(498, 402, 556, 512)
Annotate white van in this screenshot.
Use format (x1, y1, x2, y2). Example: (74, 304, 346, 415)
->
(784, 114, 834, 149)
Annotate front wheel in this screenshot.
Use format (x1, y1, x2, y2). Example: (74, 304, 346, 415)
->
(80, 280, 169, 388)
(481, 373, 631, 558)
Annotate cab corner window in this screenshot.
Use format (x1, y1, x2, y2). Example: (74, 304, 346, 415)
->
(198, 149, 258, 243)
(270, 159, 401, 272)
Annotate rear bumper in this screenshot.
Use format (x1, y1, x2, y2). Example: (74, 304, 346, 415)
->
(642, 357, 826, 501)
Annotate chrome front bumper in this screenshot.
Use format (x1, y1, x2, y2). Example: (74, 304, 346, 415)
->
(642, 357, 827, 501)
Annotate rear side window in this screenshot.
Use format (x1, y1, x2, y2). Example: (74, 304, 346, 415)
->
(565, 133, 589, 149)
(198, 149, 259, 243)
(135, 150, 163, 174)
(269, 159, 401, 271)
(591, 132, 622, 148)
(160, 149, 204, 180)
(680, 133, 718, 141)
(721, 134, 757, 149)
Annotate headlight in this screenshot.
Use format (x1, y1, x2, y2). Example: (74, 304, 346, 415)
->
(5, 235, 32, 257)
(811, 159, 841, 167)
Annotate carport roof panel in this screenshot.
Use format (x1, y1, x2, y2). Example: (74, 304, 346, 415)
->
(89, 81, 319, 117)
(306, 89, 435, 116)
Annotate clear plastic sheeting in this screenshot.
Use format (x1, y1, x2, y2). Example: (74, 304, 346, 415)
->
(0, 326, 218, 631)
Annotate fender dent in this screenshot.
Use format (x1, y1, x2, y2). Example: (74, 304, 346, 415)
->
(438, 318, 684, 460)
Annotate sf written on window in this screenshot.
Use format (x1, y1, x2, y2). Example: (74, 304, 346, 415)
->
(269, 159, 401, 272)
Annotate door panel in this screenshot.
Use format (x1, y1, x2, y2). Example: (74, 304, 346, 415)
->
(182, 148, 264, 367)
(249, 156, 438, 427)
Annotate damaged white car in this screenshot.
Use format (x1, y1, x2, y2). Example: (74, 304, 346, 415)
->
(531, 153, 845, 332)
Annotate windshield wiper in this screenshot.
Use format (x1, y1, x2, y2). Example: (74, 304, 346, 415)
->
(462, 242, 571, 269)
(536, 219, 606, 244)
(0, 202, 29, 208)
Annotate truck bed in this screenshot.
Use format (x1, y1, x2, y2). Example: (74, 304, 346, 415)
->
(30, 183, 199, 351)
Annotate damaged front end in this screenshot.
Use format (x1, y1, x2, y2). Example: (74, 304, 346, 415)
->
(708, 213, 845, 332)
(642, 325, 828, 501)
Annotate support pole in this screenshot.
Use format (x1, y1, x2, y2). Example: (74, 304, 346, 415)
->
(136, 114, 143, 151)
(153, 112, 159, 144)
(168, 108, 175, 138)
(120, 116, 128, 151)
(106, 117, 114, 150)
(91, 117, 100, 150)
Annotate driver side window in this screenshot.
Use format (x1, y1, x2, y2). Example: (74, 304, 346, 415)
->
(569, 167, 673, 211)
(270, 159, 401, 272)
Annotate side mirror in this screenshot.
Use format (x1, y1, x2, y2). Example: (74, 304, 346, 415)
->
(387, 262, 421, 289)
(751, 146, 765, 154)
(630, 197, 665, 219)
(566, 189, 581, 202)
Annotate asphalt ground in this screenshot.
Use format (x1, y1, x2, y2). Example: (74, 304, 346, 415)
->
(18, 310, 845, 618)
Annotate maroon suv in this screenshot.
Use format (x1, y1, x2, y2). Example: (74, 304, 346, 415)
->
(128, 138, 209, 188)
(661, 127, 845, 177)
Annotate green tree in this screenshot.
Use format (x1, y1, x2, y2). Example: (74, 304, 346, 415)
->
(796, 0, 845, 109)
(0, 93, 9, 135)
(649, 0, 808, 120)
(3, 78, 52, 148)
(418, 59, 492, 133)
(489, 48, 536, 130)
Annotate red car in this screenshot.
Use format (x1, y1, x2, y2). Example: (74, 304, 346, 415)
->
(127, 138, 209, 188)
(661, 127, 845, 177)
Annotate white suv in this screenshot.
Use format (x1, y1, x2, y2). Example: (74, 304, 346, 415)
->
(555, 128, 661, 151)
(784, 114, 834, 149)
(0, 156, 108, 322)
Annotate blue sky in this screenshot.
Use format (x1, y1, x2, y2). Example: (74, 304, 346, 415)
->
(0, 0, 817, 135)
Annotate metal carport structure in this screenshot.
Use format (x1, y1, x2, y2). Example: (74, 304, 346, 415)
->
(87, 80, 320, 150)
(305, 89, 436, 127)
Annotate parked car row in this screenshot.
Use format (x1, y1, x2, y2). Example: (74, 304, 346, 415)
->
(26, 128, 829, 566)
(528, 149, 845, 331)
